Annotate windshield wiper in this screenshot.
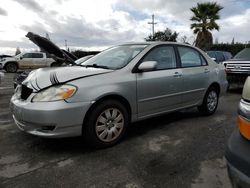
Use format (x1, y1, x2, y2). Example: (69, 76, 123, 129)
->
(84, 64, 110, 69)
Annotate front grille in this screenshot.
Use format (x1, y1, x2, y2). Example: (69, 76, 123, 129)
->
(226, 63, 250, 73)
(21, 85, 33, 100)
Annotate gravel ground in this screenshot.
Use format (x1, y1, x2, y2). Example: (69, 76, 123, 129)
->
(0, 72, 240, 188)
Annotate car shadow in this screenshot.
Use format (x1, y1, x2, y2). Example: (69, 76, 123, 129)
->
(32, 108, 201, 153)
(227, 87, 243, 94)
(126, 109, 200, 139)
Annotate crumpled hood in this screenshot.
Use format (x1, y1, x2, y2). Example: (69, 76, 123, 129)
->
(22, 66, 113, 91)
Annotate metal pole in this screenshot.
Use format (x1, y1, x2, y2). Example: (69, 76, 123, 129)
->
(65, 40, 67, 50)
(152, 14, 155, 36)
(148, 14, 157, 39)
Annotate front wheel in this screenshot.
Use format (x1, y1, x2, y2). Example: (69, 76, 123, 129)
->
(198, 87, 219, 115)
(5, 63, 17, 73)
(83, 100, 129, 148)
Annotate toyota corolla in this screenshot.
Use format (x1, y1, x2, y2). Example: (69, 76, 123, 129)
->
(10, 41, 228, 148)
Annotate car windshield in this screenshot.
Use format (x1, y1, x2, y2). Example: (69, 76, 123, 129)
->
(81, 44, 148, 69)
(234, 48, 250, 59)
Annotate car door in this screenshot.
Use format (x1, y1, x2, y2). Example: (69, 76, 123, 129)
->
(136, 45, 183, 118)
(31, 53, 46, 68)
(177, 46, 209, 106)
(18, 53, 33, 69)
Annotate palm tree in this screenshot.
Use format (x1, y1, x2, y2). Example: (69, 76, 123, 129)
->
(190, 2, 223, 50)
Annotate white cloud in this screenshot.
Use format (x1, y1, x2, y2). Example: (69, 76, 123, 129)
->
(0, 0, 250, 55)
(214, 8, 250, 43)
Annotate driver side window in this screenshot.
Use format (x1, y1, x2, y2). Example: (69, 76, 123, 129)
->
(142, 46, 177, 70)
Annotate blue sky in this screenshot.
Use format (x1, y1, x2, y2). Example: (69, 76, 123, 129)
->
(0, 0, 250, 55)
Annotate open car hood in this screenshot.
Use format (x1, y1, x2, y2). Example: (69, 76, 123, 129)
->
(26, 32, 77, 64)
(22, 66, 113, 91)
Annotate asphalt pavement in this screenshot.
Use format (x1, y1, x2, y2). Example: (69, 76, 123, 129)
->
(0, 72, 240, 188)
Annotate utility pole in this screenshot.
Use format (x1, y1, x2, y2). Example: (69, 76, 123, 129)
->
(65, 40, 67, 50)
(148, 14, 157, 38)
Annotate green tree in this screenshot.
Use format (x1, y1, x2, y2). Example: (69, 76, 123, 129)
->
(190, 2, 223, 50)
(145, 28, 178, 42)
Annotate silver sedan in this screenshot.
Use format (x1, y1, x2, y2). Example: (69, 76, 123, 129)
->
(10, 42, 228, 148)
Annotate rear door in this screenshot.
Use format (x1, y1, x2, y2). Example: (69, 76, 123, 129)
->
(31, 53, 46, 68)
(177, 46, 209, 106)
(18, 53, 33, 69)
(136, 45, 183, 118)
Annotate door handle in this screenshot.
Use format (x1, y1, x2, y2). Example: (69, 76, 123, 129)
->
(173, 72, 182, 77)
(204, 68, 210, 73)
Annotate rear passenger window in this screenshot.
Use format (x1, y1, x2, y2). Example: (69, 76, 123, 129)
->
(142, 46, 176, 70)
(178, 47, 206, 67)
(32, 53, 43, 58)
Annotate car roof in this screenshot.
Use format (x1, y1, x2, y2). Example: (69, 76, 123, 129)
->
(121, 41, 191, 46)
(207, 50, 228, 52)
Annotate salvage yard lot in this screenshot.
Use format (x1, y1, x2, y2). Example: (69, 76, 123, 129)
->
(0, 73, 239, 187)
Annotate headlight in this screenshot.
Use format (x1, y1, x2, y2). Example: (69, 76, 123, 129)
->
(32, 84, 77, 102)
(0, 58, 5, 62)
(238, 100, 250, 119)
(238, 100, 250, 140)
(14, 85, 21, 99)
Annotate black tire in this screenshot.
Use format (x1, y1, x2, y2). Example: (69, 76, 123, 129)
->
(83, 99, 129, 148)
(198, 87, 219, 115)
(51, 62, 60, 67)
(5, 62, 17, 73)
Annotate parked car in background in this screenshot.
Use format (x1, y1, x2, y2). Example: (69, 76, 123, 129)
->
(207, 50, 232, 63)
(0, 32, 78, 73)
(224, 48, 250, 88)
(0, 52, 56, 73)
(226, 77, 250, 187)
(13, 32, 78, 88)
(10, 41, 227, 148)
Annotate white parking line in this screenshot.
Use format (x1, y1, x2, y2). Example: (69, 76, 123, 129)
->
(0, 120, 13, 124)
(0, 87, 13, 90)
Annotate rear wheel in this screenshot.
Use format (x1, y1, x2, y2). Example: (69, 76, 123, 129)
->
(5, 62, 17, 73)
(83, 100, 129, 148)
(198, 87, 219, 115)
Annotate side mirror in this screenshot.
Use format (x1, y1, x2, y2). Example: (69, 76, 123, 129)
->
(138, 61, 157, 72)
(211, 57, 216, 61)
(20, 56, 23, 60)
